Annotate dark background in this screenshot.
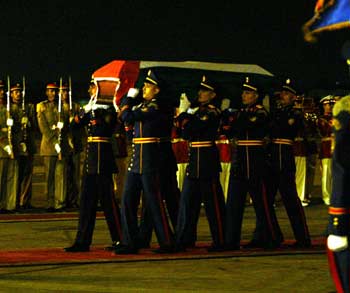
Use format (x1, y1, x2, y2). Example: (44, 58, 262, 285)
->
(1, 1, 350, 101)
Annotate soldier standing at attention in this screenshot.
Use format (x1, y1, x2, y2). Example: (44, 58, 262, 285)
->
(222, 77, 277, 250)
(115, 70, 175, 254)
(61, 83, 85, 209)
(317, 95, 335, 206)
(10, 81, 37, 210)
(64, 79, 122, 252)
(268, 78, 311, 248)
(0, 80, 17, 213)
(37, 83, 70, 212)
(175, 76, 225, 252)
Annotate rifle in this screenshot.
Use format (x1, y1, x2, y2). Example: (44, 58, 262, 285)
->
(6, 76, 14, 159)
(68, 76, 72, 112)
(57, 77, 63, 160)
(22, 76, 28, 142)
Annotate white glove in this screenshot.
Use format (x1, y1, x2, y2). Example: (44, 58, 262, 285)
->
(4, 145, 12, 156)
(127, 88, 139, 98)
(54, 143, 61, 154)
(83, 97, 96, 113)
(327, 235, 348, 252)
(21, 117, 28, 124)
(179, 93, 191, 114)
(6, 118, 13, 127)
(187, 107, 199, 114)
(20, 142, 27, 153)
(57, 122, 64, 129)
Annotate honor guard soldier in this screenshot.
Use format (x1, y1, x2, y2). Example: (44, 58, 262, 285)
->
(61, 82, 85, 209)
(10, 81, 37, 210)
(223, 77, 276, 250)
(115, 70, 175, 254)
(37, 82, 70, 211)
(326, 95, 350, 293)
(175, 76, 225, 252)
(317, 95, 335, 206)
(64, 79, 122, 252)
(0, 80, 18, 213)
(136, 78, 180, 249)
(268, 78, 311, 247)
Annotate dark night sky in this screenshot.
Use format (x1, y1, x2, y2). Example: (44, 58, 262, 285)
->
(1, 1, 350, 96)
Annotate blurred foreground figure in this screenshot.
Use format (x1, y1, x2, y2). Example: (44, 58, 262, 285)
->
(327, 95, 350, 293)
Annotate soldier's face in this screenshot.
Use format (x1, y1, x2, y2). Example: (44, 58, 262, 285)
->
(241, 90, 258, 106)
(142, 83, 159, 101)
(11, 90, 22, 104)
(46, 89, 57, 102)
(88, 84, 97, 98)
(279, 90, 295, 106)
(323, 103, 333, 114)
(198, 89, 216, 104)
(61, 90, 68, 102)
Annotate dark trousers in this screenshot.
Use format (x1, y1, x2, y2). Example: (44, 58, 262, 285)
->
(137, 167, 180, 245)
(268, 169, 310, 243)
(66, 153, 81, 208)
(75, 174, 122, 246)
(225, 174, 278, 246)
(17, 155, 33, 208)
(121, 171, 174, 248)
(328, 248, 350, 293)
(176, 176, 225, 247)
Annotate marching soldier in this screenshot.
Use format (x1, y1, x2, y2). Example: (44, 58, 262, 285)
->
(64, 79, 122, 252)
(317, 95, 335, 206)
(0, 80, 18, 212)
(37, 82, 70, 211)
(115, 70, 175, 254)
(223, 77, 277, 250)
(268, 78, 311, 247)
(175, 76, 225, 252)
(10, 81, 37, 210)
(326, 95, 350, 292)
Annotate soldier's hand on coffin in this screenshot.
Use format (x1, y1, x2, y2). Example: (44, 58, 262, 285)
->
(6, 118, 13, 127)
(127, 88, 140, 98)
(179, 93, 191, 114)
(327, 234, 348, 252)
(21, 116, 28, 124)
(54, 143, 61, 154)
(20, 142, 27, 153)
(187, 107, 199, 115)
(3, 145, 12, 156)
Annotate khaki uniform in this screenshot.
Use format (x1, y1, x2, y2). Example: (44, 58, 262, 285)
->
(37, 100, 71, 210)
(0, 102, 18, 211)
(10, 102, 37, 208)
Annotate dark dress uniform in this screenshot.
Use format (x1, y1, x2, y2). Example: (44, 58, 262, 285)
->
(327, 96, 350, 293)
(268, 103, 311, 246)
(117, 95, 175, 253)
(10, 99, 37, 209)
(137, 104, 180, 247)
(223, 100, 277, 249)
(65, 104, 122, 251)
(175, 82, 225, 251)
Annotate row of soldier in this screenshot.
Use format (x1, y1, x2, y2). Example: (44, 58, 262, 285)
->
(0, 72, 335, 253)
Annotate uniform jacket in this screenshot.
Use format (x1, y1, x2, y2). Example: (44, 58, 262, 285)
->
(121, 97, 167, 174)
(0, 102, 14, 158)
(221, 103, 269, 177)
(317, 113, 333, 159)
(37, 100, 71, 156)
(73, 105, 118, 175)
(176, 102, 221, 179)
(270, 104, 304, 172)
(328, 97, 350, 236)
(10, 102, 37, 156)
